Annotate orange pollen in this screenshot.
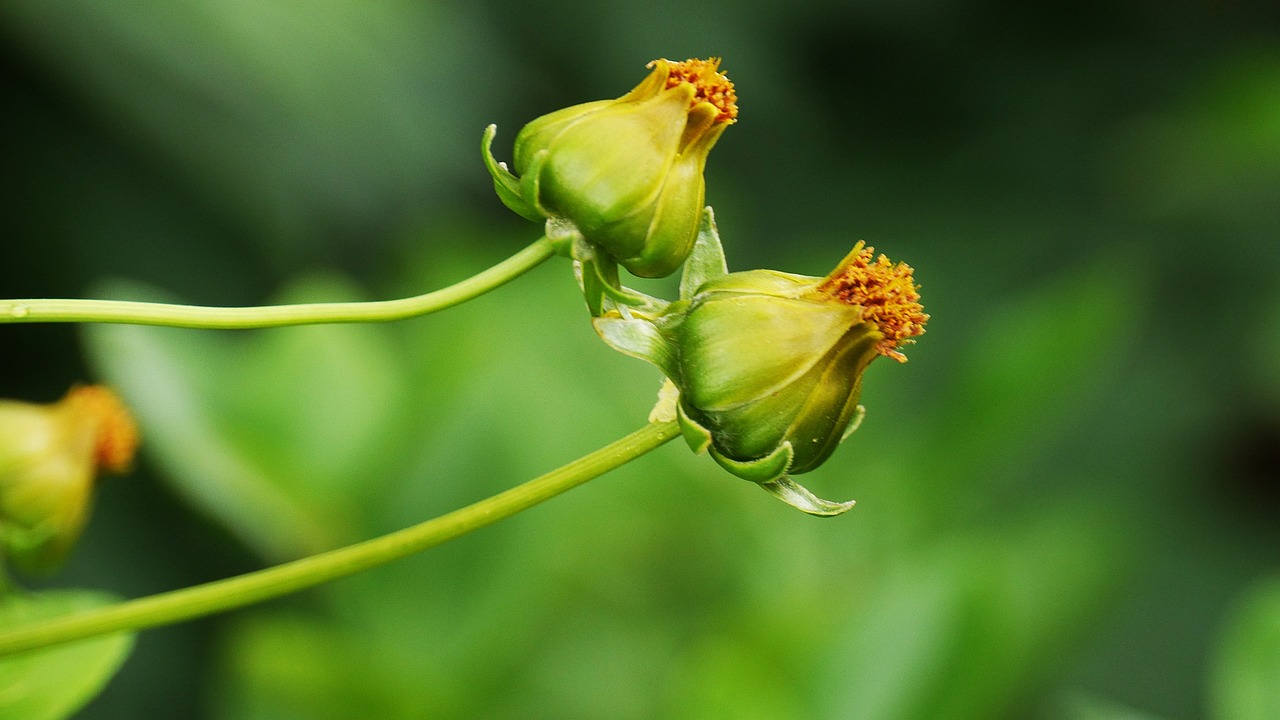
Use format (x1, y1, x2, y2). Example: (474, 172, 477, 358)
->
(816, 242, 930, 362)
(654, 57, 738, 123)
(63, 385, 139, 474)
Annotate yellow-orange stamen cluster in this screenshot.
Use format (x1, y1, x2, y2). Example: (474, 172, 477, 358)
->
(63, 385, 139, 474)
(817, 242, 929, 362)
(656, 57, 738, 123)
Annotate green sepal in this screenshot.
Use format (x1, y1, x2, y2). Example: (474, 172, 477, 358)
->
(593, 313, 677, 379)
(591, 258, 655, 309)
(512, 99, 612, 173)
(777, 330, 876, 475)
(679, 206, 729, 301)
(841, 404, 867, 442)
(708, 438, 795, 484)
(519, 149, 552, 218)
(675, 400, 713, 454)
(564, 218, 669, 320)
(576, 249, 655, 317)
(481, 125, 542, 222)
(757, 476, 857, 517)
(579, 253, 613, 318)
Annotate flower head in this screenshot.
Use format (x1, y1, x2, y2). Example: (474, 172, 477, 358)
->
(0, 386, 138, 572)
(593, 212, 927, 515)
(672, 244, 926, 479)
(484, 58, 737, 278)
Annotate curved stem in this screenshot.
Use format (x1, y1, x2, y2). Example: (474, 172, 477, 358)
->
(0, 419, 680, 656)
(0, 237, 555, 329)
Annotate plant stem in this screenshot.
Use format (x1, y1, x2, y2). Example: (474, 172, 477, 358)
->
(0, 419, 680, 657)
(0, 237, 555, 329)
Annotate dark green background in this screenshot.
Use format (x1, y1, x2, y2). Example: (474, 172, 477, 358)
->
(2, 1, 1278, 718)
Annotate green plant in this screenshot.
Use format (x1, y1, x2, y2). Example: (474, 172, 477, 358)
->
(0, 58, 928, 718)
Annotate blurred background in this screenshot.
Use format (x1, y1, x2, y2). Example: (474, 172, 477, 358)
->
(2, 0, 1279, 718)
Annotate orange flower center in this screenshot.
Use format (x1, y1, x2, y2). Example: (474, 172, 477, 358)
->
(816, 242, 929, 362)
(657, 57, 738, 123)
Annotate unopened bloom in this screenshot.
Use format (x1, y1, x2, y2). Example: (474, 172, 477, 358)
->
(672, 242, 928, 482)
(484, 58, 737, 278)
(594, 213, 927, 515)
(0, 386, 138, 571)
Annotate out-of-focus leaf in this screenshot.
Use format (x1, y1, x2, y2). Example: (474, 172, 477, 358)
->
(83, 276, 409, 560)
(207, 278, 408, 514)
(0, 590, 133, 720)
(1059, 694, 1167, 720)
(1210, 578, 1280, 720)
(210, 614, 439, 720)
(817, 503, 1130, 720)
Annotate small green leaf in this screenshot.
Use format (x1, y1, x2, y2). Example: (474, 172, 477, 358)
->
(816, 504, 1131, 720)
(0, 590, 134, 720)
(679, 206, 729, 301)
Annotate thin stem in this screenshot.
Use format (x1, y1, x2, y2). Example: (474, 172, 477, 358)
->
(0, 237, 555, 329)
(0, 419, 680, 656)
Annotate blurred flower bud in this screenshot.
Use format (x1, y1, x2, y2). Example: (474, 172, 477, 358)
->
(0, 386, 138, 572)
(484, 58, 737, 278)
(672, 243, 927, 486)
(594, 217, 927, 515)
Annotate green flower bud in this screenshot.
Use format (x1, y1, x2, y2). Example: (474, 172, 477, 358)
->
(483, 58, 737, 278)
(0, 386, 138, 572)
(672, 243, 927, 479)
(594, 214, 927, 515)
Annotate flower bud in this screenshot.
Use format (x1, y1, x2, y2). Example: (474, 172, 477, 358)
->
(0, 386, 138, 572)
(593, 220, 927, 515)
(484, 58, 737, 278)
(671, 243, 927, 486)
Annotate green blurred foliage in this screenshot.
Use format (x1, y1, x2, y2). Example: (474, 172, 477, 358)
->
(1211, 579, 1280, 720)
(1, 0, 1278, 718)
(0, 591, 133, 720)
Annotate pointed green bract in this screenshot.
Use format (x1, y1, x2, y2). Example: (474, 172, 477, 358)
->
(481, 125, 541, 222)
(679, 207, 730, 300)
(758, 477, 857, 517)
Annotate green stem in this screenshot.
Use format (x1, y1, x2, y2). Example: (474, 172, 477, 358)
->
(0, 419, 680, 656)
(0, 237, 555, 329)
